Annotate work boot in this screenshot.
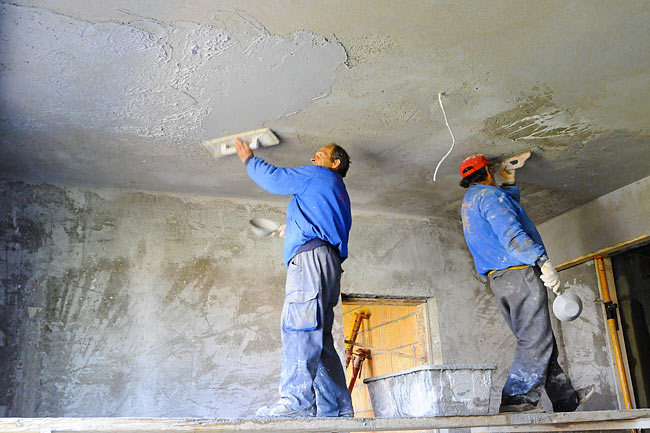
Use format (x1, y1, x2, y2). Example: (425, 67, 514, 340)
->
(255, 402, 315, 418)
(499, 403, 545, 413)
(577, 386, 596, 407)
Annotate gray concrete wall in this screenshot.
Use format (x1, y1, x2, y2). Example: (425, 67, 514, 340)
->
(539, 175, 650, 266)
(1, 181, 291, 417)
(552, 262, 618, 411)
(0, 180, 485, 417)
(0, 180, 618, 417)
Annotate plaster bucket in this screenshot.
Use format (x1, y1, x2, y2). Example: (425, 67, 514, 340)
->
(249, 218, 280, 238)
(553, 291, 583, 322)
(363, 364, 496, 417)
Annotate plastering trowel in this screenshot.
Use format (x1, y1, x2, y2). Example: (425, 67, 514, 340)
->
(501, 151, 532, 171)
(203, 128, 279, 158)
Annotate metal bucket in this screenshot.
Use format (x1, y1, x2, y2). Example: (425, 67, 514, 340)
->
(363, 364, 496, 417)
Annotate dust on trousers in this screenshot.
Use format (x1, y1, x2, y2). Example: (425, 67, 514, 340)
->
(278, 245, 353, 416)
(489, 266, 579, 411)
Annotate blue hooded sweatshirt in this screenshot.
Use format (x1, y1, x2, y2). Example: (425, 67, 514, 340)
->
(461, 184, 546, 276)
(246, 157, 351, 267)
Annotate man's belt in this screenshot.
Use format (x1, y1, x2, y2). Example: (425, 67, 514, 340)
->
(488, 264, 531, 276)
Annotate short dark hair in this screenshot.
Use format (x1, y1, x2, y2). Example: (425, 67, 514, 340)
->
(459, 166, 488, 188)
(331, 144, 350, 177)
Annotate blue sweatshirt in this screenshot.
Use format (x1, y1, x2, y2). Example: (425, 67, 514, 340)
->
(461, 184, 546, 276)
(246, 157, 352, 267)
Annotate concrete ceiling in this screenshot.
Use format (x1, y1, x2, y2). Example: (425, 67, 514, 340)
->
(1, 1, 649, 221)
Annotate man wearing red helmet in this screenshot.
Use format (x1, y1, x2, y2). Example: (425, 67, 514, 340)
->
(459, 154, 589, 413)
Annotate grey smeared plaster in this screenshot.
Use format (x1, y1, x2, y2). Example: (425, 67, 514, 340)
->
(2, 1, 650, 220)
(0, 4, 345, 142)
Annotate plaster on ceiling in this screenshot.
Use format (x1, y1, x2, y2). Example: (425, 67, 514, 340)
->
(1, 1, 649, 221)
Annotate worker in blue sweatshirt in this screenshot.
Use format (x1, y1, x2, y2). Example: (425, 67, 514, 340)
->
(235, 137, 354, 418)
(459, 154, 592, 413)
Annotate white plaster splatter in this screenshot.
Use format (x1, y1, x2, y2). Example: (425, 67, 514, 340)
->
(494, 109, 594, 141)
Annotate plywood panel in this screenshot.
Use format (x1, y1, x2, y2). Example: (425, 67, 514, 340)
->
(342, 299, 431, 425)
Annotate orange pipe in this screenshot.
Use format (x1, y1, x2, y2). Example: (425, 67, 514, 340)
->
(596, 256, 633, 410)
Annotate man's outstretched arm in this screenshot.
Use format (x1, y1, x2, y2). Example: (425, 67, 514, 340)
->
(234, 137, 310, 196)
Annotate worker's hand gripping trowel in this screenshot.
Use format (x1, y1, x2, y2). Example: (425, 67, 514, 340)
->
(498, 151, 532, 185)
(501, 151, 532, 171)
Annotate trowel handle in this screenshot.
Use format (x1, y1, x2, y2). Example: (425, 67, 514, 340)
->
(502, 151, 532, 170)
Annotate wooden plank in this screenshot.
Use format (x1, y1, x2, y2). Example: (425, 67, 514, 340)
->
(415, 303, 430, 363)
(425, 298, 443, 364)
(389, 305, 412, 322)
(2, 410, 650, 432)
(343, 297, 426, 306)
(362, 312, 417, 334)
(557, 234, 650, 271)
(470, 417, 650, 432)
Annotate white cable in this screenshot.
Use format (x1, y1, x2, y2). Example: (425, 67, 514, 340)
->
(433, 92, 455, 181)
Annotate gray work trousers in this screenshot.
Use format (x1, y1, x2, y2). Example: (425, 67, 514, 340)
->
(278, 245, 353, 416)
(489, 266, 579, 411)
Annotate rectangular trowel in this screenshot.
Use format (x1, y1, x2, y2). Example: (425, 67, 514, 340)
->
(501, 151, 532, 171)
(203, 128, 279, 158)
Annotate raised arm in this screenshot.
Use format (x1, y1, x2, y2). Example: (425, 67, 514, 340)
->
(235, 137, 310, 196)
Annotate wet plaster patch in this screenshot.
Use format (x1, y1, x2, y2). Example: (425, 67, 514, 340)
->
(481, 86, 604, 152)
(0, 4, 346, 161)
(467, 86, 650, 222)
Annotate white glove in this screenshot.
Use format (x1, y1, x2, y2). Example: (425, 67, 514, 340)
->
(540, 259, 563, 295)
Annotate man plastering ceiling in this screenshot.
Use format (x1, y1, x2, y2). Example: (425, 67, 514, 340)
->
(459, 153, 594, 413)
(234, 137, 354, 418)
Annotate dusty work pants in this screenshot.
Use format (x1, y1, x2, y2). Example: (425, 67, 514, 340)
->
(278, 245, 354, 416)
(489, 266, 579, 412)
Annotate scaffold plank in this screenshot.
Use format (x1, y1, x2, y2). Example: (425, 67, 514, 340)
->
(1, 409, 649, 433)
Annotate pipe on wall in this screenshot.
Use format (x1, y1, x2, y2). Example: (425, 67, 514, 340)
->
(595, 256, 633, 410)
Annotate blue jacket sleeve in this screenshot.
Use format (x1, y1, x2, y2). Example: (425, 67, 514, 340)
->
(501, 185, 520, 203)
(481, 190, 545, 265)
(246, 157, 310, 196)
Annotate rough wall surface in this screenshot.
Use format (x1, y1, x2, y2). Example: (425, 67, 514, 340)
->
(0, 180, 618, 417)
(1, 181, 292, 417)
(1, 180, 482, 417)
(539, 175, 650, 266)
(552, 262, 618, 411)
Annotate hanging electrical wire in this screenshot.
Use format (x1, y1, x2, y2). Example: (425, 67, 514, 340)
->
(433, 92, 455, 181)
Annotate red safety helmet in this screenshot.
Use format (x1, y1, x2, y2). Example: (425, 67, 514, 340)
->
(459, 154, 490, 178)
